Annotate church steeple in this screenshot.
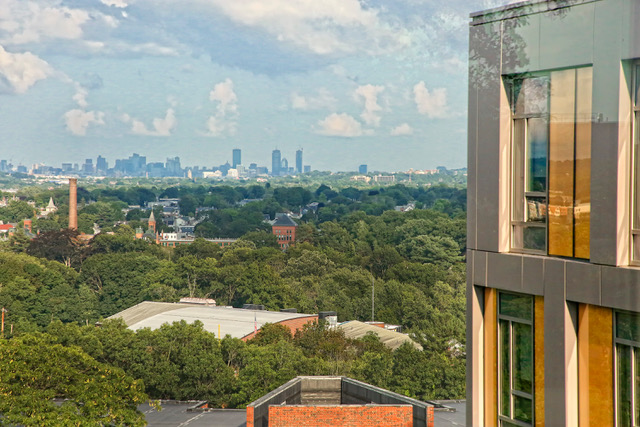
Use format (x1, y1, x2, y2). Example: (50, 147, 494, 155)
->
(148, 211, 156, 233)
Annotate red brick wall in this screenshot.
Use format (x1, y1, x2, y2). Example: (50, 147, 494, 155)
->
(269, 405, 413, 427)
(246, 406, 254, 427)
(272, 225, 297, 249)
(241, 316, 318, 341)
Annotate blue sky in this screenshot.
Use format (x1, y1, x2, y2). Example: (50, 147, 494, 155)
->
(0, 0, 515, 172)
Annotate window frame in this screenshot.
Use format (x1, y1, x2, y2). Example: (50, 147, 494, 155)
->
(631, 63, 640, 265)
(497, 292, 535, 427)
(615, 310, 640, 427)
(508, 74, 550, 256)
(508, 67, 593, 258)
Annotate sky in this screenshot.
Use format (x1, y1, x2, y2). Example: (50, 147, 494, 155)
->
(0, 0, 518, 172)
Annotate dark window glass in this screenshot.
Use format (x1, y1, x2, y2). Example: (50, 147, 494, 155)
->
(499, 293, 533, 321)
(618, 344, 632, 427)
(617, 312, 640, 343)
(500, 320, 511, 417)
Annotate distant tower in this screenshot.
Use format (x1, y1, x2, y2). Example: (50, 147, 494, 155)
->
(68, 178, 78, 230)
(296, 149, 303, 174)
(359, 164, 368, 174)
(96, 155, 108, 174)
(272, 149, 281, 176)
(148, 211, 156, 234)
(232, 149, 242, 169)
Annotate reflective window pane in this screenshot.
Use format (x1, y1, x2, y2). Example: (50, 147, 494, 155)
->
(617, 312, 640, 342)
(548, 69, 576, 258)
(522, 226, 546, 252)
(525, 197, 546, 223)
(635, 112, 640, 231)
(513, 323, 533, 394)
(500, 320, 511, 417)
(514, 77, 549, 115)
(513, 119, 525, 222)
(635, 66, 640, 107)
(499, 293, 533, 321)
(513, 395, 533, 423)
(526, 117, 548, 192)
(618, 344, 632, 427)
(573, 67, 592, 259)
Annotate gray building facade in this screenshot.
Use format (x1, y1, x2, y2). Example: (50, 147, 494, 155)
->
(468, 1, 640, 425)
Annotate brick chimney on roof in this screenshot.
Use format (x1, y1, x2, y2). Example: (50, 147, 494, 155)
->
(68, 178, 77, 230)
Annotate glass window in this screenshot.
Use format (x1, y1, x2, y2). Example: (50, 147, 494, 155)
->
(498, 292, 534, 427)
(509, 68, 592, 258)
(632, 64, 640, 263)
(615, 311, 640, 426)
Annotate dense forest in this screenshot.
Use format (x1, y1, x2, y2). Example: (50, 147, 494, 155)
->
(0, 182, 466, 425)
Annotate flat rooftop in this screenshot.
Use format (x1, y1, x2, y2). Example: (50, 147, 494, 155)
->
(108, 301, 316, 339)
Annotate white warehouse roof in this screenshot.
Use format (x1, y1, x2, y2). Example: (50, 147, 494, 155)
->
(107, 301, 316, 340)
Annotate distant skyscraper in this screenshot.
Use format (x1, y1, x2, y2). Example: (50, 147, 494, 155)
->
(272, 149, 281, 176)
(304, 165, 311, 173)
(232, 149, 241, 168)
(296, 149, 303, 173)
(166, 157, 181, 176)
(82, 159, 94, 174)
(96, 155, 107, 173)
(359, 164, 368, 174)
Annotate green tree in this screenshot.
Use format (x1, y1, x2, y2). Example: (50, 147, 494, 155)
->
(0, 333, 148, 426)
(27, 229, 85, 267)
(240, 230, 280, 249)
(0, 200, 35, 222)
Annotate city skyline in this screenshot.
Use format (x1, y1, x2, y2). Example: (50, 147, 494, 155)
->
(0, 0, 516, 172)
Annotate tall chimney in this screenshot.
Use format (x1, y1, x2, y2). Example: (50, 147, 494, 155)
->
(69, 178, 78, 230)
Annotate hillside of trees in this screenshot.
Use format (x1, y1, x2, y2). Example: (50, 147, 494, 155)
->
(0, 182, 466, 425)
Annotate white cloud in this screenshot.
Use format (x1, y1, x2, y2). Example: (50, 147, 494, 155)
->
(206, 78, 238, 137)
(129, 108, 176, 136)
(209, 78, 237, 114)
(413, 81, 449, 119)
(72, 83, 88, 108)
(354, 84, 384, 127)
(208, 0, 408, 55)
(206, 115, 237, 137)
(316, 113, 363, 137)
(64, 109, 105, 136)
(2, 2, 90, 45)
(390, 123, 413, 136)
(291, 88, 336, 111)
(0, 45, 52, 93)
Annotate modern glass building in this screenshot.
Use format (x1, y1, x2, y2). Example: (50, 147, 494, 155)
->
(467, 1, 640, 425)
(296, 149, 303, 174)
(232, 148, 241, 169)
(272, 149, 281, 176)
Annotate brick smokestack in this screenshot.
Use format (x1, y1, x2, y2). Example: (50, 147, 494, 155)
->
(68, 178, 78, 230)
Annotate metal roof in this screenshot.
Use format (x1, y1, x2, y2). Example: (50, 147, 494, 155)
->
(108, 301, 315, 339)
(338, 320, 423, 351)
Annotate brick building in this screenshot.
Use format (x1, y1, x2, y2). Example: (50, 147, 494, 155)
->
(271, 214, 297, 249)
(246, 376, 434, 427)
